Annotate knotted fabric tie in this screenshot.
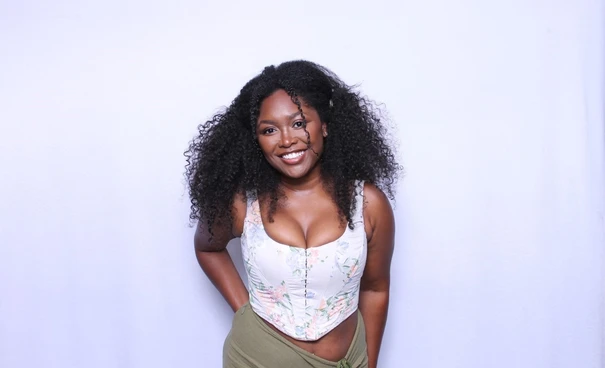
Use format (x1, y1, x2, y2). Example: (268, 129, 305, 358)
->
(336, 359, 352, 368)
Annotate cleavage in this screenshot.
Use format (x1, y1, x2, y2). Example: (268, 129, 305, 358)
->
(259, 199, 346, 249)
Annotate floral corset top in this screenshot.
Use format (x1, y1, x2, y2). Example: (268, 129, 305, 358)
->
(241, 181, 367, 341)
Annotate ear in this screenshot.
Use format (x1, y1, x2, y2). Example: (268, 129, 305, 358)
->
(322, 123, 328, 137)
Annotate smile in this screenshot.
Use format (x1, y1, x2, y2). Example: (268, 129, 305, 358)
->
(279, 150, 307, 164)
(281, 151, 305, 159)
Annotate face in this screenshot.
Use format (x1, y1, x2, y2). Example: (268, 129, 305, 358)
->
(256, 89, 327, 180)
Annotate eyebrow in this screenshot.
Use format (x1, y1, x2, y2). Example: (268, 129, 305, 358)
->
(258, 111, 303, 125)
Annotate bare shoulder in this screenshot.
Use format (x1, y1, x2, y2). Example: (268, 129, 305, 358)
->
(362, 182, 393, 222)
(362, 182, 395, 243)
(362, 182, 390, 205)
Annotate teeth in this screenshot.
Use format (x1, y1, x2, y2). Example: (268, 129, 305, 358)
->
(282, 151, 304, 160)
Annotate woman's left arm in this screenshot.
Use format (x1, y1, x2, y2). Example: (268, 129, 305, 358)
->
(359, 184, 395, 368)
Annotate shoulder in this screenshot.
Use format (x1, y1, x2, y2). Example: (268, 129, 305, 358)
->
(362, 182, 392, 217)
(362, 182, 388, 204)
(362, 182, 395, 242)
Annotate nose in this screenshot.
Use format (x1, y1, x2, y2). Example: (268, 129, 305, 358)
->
(279, 129, 297, 148)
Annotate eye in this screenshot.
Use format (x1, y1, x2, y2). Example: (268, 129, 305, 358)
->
(293, 120, 305, 128)
(261, 127, 276, 135)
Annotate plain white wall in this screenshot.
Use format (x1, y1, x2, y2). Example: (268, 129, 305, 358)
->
(1, 1, 603, 367)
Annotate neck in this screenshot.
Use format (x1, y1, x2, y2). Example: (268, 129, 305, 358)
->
(279, 165, 323, 194)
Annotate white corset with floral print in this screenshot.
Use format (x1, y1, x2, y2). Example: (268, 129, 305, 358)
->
(241, 181, 367, 341)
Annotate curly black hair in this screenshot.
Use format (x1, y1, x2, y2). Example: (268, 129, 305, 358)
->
(185, 60, 401, 235)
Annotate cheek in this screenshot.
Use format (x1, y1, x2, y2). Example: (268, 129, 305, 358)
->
(257, 137, 275, 155)
(309, 127, 325, 147)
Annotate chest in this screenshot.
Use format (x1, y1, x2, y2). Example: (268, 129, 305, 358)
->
(259, 195, 350, 249)
(242, 221, 368, 290)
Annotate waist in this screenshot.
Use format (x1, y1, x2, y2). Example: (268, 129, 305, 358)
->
(248, 293, 360, 341)
(225, 303, 368, 365)
(254, 304, 361, 361)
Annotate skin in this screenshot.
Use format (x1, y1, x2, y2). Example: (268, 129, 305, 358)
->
(195, 89, 395, 367)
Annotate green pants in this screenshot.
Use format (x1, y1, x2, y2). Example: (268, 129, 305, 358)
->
(223, 303, 369, 368)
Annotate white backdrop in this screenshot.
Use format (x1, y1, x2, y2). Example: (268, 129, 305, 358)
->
(1, 1, 603, 367)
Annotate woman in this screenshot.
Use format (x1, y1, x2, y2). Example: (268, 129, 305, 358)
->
(185, 60, 400, 368)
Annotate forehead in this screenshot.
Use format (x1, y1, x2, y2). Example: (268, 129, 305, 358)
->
(258, 90, 314, 120)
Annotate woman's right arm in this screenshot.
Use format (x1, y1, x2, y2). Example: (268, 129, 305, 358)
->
(194, 194, 249, 312)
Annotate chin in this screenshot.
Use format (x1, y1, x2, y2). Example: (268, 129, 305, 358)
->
(276, 164, 314, 179)
(280, 169, 309, 179)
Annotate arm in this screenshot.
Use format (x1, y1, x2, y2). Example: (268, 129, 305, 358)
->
(194, 194, 249, 312)
(359, 184, 395, 368)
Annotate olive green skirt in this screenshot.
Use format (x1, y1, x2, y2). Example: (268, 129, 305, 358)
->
(223, 303, 368, 368)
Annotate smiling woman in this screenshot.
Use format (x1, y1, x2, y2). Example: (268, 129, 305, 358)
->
(185, 60, 401, 368)
(257, 90, 327, 180)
